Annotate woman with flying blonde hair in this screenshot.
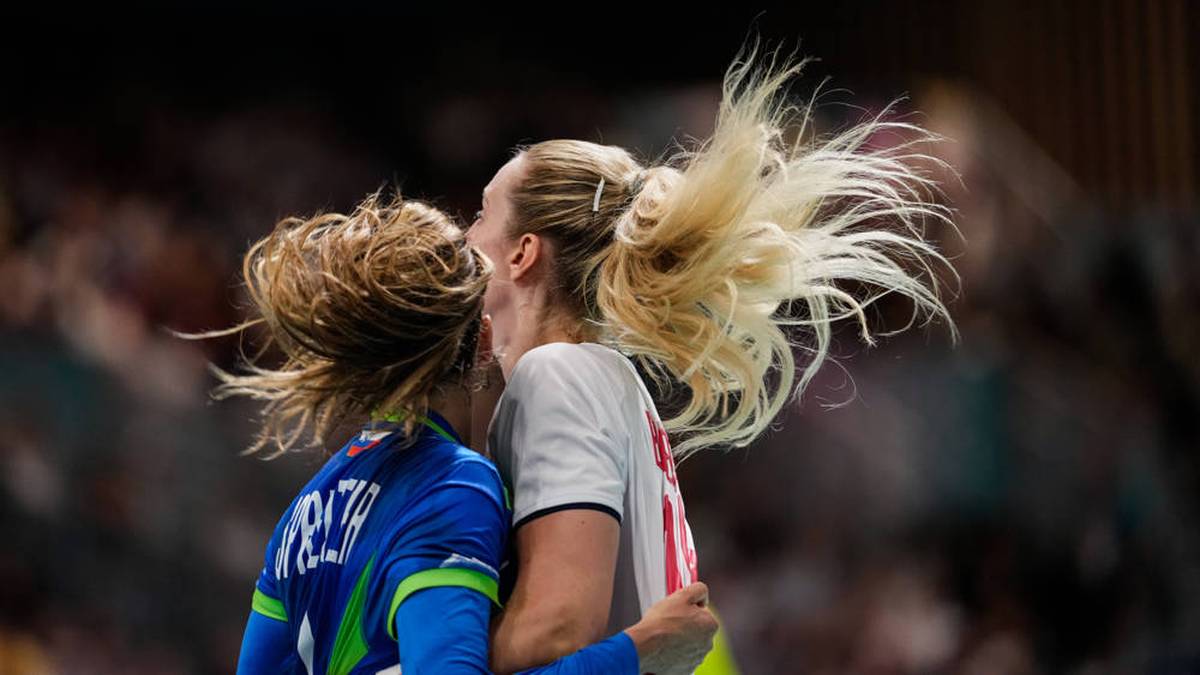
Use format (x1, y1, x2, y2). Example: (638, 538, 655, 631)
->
(469, 46, 955, 673)
(208, 193, 717, 674)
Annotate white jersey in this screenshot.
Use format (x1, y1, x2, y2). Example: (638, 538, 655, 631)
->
(488, 342, 699, 634)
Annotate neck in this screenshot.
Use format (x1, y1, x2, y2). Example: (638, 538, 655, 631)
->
(495, 288, 588, 380)
(428, 384, 470, 446)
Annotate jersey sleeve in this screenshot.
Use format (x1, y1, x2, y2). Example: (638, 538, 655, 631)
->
(236, 607, 293, 674)
(494, 344, 628, 528)
(379, 458, 510, 640)
(250, 500, 294, 623)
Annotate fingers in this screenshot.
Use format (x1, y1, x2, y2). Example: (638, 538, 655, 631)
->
(681, 581, 708, 606)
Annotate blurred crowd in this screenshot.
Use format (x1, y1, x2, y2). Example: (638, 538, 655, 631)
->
(1, 13, 1198, 674)
(685, 83, 1200, 674)
(0, 105, 392, 673)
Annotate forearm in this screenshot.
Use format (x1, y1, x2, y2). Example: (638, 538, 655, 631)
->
(489, 596, 604, 673)
(397, 586, 635, 675)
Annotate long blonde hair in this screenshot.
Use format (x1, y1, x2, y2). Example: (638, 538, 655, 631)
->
(508, 47, 956, 459)
(196, 192, 491, 458)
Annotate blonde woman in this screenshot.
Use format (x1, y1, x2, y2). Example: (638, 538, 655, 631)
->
(469, 48, 954, 673)
(211, 195, 717, 674)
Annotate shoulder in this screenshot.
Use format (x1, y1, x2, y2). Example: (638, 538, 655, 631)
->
(509, 342, 589, 379)
(507, 342, 632, 402)
(438, 445, 507, 507)
(443, 445, 502, 483)
(387, 445, 509, 550)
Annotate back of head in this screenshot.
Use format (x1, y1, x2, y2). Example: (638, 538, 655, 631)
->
(207, 191, 491, 457)
(507, 44, 957, 459)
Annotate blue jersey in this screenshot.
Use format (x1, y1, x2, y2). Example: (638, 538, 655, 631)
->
(250, 412, 511, 675)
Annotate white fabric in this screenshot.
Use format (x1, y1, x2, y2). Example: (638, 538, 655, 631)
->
(488, 342, 698, 634)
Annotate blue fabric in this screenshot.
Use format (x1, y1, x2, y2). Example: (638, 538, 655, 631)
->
(237, 411, 638, 674)
(236, 610, 293, 675)
(394, 585, 638, 674)
(246, 412, 510, 674)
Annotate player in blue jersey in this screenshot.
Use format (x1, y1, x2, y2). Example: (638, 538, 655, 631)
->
(204, 193, 717, 674)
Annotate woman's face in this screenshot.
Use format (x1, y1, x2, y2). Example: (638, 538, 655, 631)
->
(466, 154, 527, 354)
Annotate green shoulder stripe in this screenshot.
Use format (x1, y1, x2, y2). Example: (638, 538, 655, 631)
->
(251, 589, 287, 622)
(386, 568, 500, 640)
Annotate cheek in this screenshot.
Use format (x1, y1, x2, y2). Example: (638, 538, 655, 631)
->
(470, 220, 503, 267)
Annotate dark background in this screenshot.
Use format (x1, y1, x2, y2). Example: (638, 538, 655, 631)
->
(1, 2, 1197, 672)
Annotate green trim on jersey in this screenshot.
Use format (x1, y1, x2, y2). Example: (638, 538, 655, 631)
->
(251, 589, 288, 622)
(418, 416, 456, 444)
(327, 555, 375, 675)
(372, 411, 458, 445)
(386, 568, 500, 641)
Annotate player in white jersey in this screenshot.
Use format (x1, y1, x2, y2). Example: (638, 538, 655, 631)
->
(489, 342, 698, 635)
(467, 44, 956, 674)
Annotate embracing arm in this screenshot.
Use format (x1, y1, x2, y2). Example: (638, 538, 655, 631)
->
(395, 572, 718, 675)
(396, 583, 635, 675)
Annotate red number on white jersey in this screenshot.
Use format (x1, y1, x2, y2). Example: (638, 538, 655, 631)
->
(646, 411, 698, 593)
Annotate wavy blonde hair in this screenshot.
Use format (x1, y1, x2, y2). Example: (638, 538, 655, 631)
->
(198, 192, 490, 458)
(509, 47, 957, 459)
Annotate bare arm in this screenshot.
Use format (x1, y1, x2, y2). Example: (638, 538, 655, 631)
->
(488, 510, 621, 674)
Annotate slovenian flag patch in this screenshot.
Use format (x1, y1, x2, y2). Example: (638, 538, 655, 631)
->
(347, 430, 393, 457)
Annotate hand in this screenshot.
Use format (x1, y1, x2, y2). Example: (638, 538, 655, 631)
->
(625, 582, 718, 675)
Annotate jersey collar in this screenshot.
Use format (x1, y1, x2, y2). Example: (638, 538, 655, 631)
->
(368, 409, 462, 446)
(420, 410, 462, 445)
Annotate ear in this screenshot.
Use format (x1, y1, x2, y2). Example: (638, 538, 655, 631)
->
(508, 232, 543, 283)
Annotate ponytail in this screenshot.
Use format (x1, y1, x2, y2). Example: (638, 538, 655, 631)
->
(597, 52, 956, 458)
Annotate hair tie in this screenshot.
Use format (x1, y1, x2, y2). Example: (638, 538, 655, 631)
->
(628, 169, 648, 199)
